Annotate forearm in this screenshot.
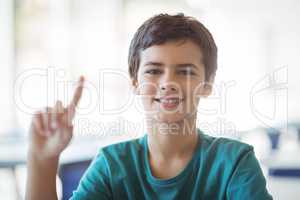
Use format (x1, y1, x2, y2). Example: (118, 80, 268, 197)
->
(25, 151, 59, 200)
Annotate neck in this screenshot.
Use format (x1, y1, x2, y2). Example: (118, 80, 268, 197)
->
(146, 116, 199, 160)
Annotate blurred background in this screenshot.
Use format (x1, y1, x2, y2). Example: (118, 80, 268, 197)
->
(0, 0, 299, 199)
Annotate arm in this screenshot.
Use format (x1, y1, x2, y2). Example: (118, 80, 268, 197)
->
(26, 77, 84, 200)
(26, 153, 59, 200)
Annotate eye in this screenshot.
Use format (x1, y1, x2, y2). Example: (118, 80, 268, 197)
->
(178, 69, 196, 75)
(145, 69, 162, 75)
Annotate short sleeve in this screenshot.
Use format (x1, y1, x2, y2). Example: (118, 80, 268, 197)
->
(70, 149, 113, 200)
(226, 147, 273, 200)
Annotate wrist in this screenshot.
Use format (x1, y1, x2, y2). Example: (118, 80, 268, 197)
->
(28, 148, 60, 166)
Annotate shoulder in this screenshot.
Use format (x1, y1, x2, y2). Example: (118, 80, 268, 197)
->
(200, 131, 253, 153)
(198, 131, 254, 165)
(196, 131, 263, 189)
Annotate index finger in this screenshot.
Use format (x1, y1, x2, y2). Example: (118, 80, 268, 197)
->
(69, 76, 85, 108)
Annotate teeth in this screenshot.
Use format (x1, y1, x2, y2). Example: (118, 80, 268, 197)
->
(160, 99, 179, 104)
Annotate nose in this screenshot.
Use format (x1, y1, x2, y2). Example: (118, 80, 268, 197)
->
(159, 71, 178, 92)
(160, 83, 177, 92)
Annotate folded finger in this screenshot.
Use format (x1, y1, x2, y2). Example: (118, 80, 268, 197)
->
(42, 107, 52, 136)
(32, 111, 43, 133)
(62, 104, 75, 127)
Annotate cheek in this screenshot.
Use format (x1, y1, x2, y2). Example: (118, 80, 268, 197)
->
(142, 85, 157, 96)
(182, 82, 203, 108)
(182, 80, 202, 97)
(137, 79, 158, 96)
(136, 82, 158, 109)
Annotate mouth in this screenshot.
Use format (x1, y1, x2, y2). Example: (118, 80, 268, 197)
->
(153, 96, 184, 109)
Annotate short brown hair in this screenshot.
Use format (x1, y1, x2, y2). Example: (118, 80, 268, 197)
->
(128, 13, 218, 82)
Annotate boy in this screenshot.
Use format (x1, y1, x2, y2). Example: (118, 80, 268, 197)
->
(26, 13, 273, 199)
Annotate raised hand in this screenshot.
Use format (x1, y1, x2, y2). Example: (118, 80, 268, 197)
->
(29, 76, 85, 160)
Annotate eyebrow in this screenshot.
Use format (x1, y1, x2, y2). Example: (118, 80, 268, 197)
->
(144, 61, 198, 69)
(143, 61, 164, 67)
(175, 63, 198, 69)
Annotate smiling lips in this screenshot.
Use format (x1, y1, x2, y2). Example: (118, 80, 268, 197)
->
(154, 96, 184, 109)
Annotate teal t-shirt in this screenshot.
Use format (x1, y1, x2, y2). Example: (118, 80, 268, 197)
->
(71, 130, 273, 199)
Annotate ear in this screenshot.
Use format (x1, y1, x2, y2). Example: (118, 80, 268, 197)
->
(201, 83, 213, 97)
(204, 75, 215, 97)
(198, 75, 215, 98)
(131, 79, 140, 95)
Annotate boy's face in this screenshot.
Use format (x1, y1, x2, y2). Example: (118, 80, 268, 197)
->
(134, 39, 211, 123)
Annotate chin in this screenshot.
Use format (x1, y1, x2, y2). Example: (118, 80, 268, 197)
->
(154, 112, 188, 124)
